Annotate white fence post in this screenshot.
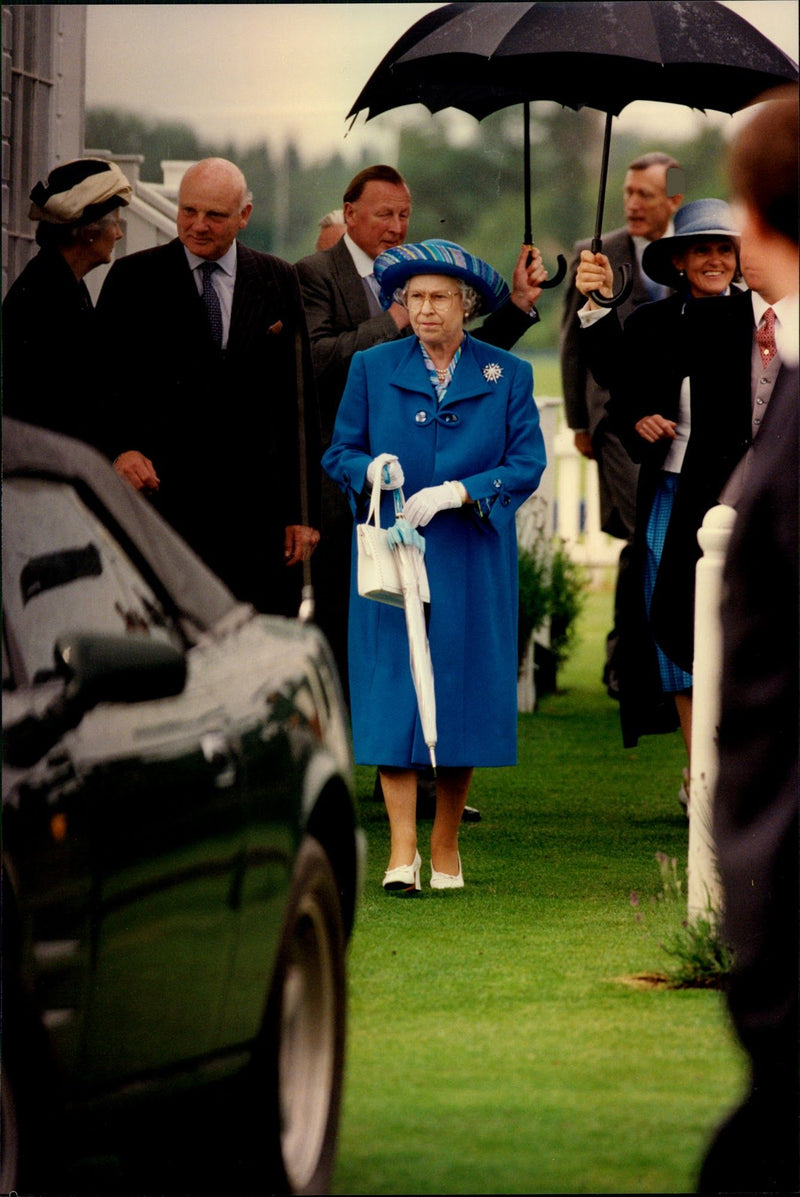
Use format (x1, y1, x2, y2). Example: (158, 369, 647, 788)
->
(688, 503, 737, 920)
(555, 424, 583, 544)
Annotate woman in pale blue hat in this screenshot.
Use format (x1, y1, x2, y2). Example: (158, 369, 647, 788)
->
(575, 199, 748, 798)
(323, 240, 546, 892)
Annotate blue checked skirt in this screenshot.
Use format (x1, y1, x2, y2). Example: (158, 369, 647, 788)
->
(644, 473, 693, 693)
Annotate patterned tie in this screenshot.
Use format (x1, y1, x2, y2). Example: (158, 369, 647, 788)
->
(200, 261, 223, 348)
(756, 307, 777, 369)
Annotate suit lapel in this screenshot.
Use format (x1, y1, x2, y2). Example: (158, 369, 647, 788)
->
(444, 337, 497, 404)
(331, 238, 371, 326)
(166, 239, 219, 354)
(229, 243, 268, 350)
(388, 338, 431, 398)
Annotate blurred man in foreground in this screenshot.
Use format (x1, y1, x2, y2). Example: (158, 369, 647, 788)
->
(699, 87, 798, 1195)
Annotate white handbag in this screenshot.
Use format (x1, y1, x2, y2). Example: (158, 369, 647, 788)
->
(356, 458, 430, 607)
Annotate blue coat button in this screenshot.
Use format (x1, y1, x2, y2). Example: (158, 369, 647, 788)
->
(492, 478, 502, 490)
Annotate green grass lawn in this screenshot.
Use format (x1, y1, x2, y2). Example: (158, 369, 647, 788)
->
(333, 586, 747, 1195)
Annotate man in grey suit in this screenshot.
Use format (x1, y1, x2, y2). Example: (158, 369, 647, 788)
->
(296, 163, 547, 699)
(559, 152, 683, 694)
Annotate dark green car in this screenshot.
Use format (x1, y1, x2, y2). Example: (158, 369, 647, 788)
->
(2, 418, 363, 1195)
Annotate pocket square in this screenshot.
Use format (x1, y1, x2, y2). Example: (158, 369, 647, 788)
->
(267, 319, 284, 336)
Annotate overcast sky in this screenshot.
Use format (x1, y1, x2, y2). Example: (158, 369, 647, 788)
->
(85, 2, 799, 163)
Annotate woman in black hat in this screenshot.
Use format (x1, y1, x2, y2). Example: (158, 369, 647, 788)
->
(3, 157, 131, 442)
(574, 199, 751, 797)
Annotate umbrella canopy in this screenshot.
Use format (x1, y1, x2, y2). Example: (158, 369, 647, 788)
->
(348, 0, 798, 303)
(350, 1, 798, 119)
(388, 491, 438, 770)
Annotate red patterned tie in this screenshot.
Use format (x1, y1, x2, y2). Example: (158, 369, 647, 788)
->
(756, 307, 777, 369)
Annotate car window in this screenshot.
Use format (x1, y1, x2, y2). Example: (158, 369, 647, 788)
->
(3, 477, 177, 685)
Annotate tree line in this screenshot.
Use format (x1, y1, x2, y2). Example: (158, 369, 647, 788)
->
(86, 105, 729, 349)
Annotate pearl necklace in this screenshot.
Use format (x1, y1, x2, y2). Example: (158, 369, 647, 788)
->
(435, 366, 449, 383)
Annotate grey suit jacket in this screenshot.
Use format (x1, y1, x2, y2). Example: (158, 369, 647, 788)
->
(296, 237, 538, 446)
(295, 238, 401, 443)
(558, 226, 659, 538)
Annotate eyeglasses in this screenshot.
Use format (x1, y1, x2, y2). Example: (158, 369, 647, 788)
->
(403, 288, 459, 314)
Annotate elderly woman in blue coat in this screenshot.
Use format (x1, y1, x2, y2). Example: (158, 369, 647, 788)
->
(323, 240, 546, 892)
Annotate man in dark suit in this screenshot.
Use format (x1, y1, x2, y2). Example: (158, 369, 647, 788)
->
(560, 152, 683, 695)
(296, 164, 546, 695)
(699, 88, 798, 1196)
(96, 158, 320, 616)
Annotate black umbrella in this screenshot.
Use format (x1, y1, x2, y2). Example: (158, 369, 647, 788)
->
(347, 0, 798, 304)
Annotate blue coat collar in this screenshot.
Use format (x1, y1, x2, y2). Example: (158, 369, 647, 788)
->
(388, 333, 503, 405)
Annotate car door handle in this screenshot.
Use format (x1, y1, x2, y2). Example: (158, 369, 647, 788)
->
(200, 731, 238, 788)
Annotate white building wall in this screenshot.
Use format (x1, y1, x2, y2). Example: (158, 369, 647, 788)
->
(2, 5, 86, 298)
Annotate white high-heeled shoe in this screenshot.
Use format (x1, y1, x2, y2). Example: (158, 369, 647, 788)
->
(430, 854, 464, 890)
(383, 850, 421, 893)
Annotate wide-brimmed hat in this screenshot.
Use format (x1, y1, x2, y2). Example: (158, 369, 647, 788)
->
(642, 198, 740, 290)
(29, 158, 132, 225)
(374, 239, 510, 314)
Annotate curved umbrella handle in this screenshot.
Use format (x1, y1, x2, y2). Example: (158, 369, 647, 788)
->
(525, 246, 567, 291)
(539, 252, 567, 290)
(590, 262, 634, 309)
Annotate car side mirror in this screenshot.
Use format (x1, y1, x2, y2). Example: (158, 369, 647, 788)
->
(4, 633, 187, 769)
(54, 632, 187, 708)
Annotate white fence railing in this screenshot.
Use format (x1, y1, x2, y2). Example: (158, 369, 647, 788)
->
(523, 397, 624, 572)
(516, 397, 623, 711)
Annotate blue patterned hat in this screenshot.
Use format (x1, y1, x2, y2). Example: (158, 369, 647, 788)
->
(642, 198, 740, 290)
(373, 239, 510, 315)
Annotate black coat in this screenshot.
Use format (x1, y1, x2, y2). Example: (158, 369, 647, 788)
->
(2, 249, 101, 444)
(583, 289, 754, 745)
(96, 239, 321, 615)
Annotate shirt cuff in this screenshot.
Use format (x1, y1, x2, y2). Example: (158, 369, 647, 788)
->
(577, 304, 612, 328)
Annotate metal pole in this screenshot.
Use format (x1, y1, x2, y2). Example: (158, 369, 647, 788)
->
(523, 100, 532, 245)
(294, 328, 315, 623)
(591, 110, 614, 253)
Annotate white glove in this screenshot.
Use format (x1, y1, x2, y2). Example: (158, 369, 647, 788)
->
(403, 482, 463, 528)
(367, 455, 404, 490)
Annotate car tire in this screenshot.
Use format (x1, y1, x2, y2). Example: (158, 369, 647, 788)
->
(248, 834, 347, 1196)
